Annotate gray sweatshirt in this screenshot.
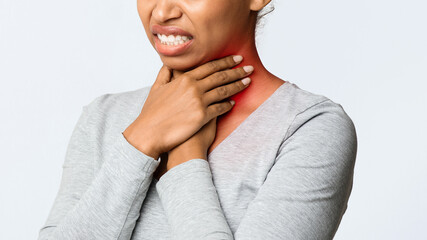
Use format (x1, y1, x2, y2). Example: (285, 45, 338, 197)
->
(38, 81, 357, 240)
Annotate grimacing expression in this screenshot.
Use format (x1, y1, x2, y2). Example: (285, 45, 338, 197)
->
(137, 0, 258, 71)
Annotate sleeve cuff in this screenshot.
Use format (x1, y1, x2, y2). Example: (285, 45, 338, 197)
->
(116, 132, 161, 174)
(156, 159, 211, 192)
(155, 159, 233, 239)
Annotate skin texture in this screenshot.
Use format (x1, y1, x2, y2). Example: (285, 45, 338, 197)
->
(132, 0, 285, 179)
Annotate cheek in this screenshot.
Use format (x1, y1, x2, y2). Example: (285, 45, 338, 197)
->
(137, 1, 152, 25)
(198, 18, 237, 52)
(200, 7, 245, 41)
(137, 1, 154, 42)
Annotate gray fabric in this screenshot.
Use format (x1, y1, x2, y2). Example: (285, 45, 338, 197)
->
(38, 81, 357, 240)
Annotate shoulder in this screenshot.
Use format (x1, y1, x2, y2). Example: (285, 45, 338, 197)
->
(84, 85, 152, 116)
(282, 82, 356, 135)
(280, 81, 358, 158)
(80, 85, 153, 134)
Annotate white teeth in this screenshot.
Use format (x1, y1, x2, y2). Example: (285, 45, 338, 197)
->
(158, 34, 193, 46)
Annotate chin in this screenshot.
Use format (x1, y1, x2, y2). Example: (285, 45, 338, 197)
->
(158, 46, 223, 72)
(160, 55, 204, 72)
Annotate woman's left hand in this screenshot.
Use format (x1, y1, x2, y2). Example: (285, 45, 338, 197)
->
(153, 68, 236, 181)
(153, 115, 219, 181)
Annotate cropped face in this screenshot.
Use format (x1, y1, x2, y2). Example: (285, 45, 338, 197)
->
(137, 0, 256, 71)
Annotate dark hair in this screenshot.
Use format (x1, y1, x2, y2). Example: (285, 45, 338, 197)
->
(255, 2, 275, 37)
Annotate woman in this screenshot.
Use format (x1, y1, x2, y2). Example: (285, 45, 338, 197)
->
(38, 0, 358, 239)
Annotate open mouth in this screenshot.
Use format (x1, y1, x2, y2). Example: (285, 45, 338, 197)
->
(155, 34, 194, 46)
(153, 34, 194, 56)
(151, 24, 194, 46)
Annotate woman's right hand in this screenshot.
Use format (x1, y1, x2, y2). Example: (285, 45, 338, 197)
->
(122, 55, 253, 160)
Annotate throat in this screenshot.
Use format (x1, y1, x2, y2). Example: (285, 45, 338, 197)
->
(207, 79, 286, 157)
(207, 118, 237, 156)
(207, 105, 252, 156)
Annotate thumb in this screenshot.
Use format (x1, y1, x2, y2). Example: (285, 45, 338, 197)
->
(152, 64, 172, 90)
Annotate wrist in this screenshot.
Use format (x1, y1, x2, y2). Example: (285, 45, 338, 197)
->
(122, 127, 160, 160)
(167, 148, 207, 171)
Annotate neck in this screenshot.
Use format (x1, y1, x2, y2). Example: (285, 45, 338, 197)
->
(216, 37, 279, 108)
(171, 36, 282, 115)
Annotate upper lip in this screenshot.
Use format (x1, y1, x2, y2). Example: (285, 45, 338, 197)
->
(151, 24, 193, 37)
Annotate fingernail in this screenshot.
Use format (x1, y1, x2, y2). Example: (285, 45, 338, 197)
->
(243, 65, 254, 73)
(233, 55, 243, 63)
(241, 77, 251, 85)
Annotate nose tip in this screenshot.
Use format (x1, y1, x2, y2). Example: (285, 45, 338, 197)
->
(152, 2, 182, 23)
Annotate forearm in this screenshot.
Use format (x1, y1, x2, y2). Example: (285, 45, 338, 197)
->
(39, 133, 160, 240)
(156, 159, 233, 240)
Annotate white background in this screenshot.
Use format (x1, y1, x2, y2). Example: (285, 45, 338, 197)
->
(1, 0, 426, 239)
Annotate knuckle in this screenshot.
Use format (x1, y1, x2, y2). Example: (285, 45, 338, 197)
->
(208, 61, 220, 71)
(182, 72, 193, 80)
(216, 86, 229, 97)
(215, 72, 228, 82)
(187, 84, 200, 97)
(216, 103, 226, 113)
(195, 107, 206, 121)
(190, 91, 204, 108)
(181, 75, 193, 84)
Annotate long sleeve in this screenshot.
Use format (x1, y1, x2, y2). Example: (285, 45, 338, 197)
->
(38, 103, 161, 239)
(155, 100, 357, 239)
(156, 159, 233, 239)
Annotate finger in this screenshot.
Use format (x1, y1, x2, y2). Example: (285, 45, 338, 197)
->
(206, 100, 235, 120)
(206, 116, 217, 128)
(199, 65, 253, 92)
(186, 55, 243, 80)
(152, 65, 172, 90)
(203, 76, 250, 105)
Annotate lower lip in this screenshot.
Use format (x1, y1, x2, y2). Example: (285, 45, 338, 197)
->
(154, 35, 194, 56)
